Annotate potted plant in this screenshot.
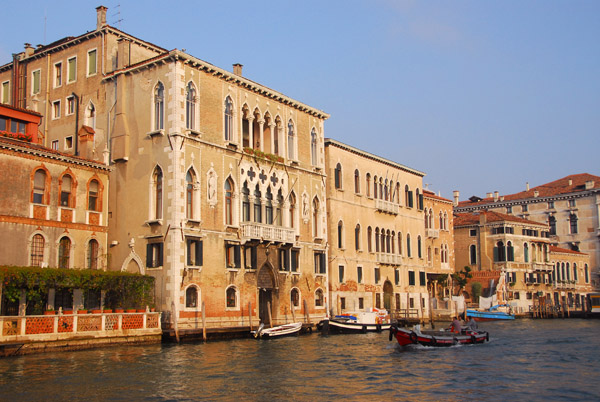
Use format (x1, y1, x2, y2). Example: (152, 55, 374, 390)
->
(103, 308, 113, 314)
(77, 309, 88, 314)
(44, 308, 55, 315)
(91, 309, 102, 314)
(115, 307, 124, 313)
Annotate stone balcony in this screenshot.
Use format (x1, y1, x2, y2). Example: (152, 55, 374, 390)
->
(532, 262, 553, 272)
(241, 222, 296, 243)
(426, 228, 439, 238)
(375, 199, 399, 215)
(376, 252, 402, 265)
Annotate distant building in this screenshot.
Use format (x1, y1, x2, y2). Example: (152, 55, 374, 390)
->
(324, 139, 429, 318)
(454, 174, 600, 288)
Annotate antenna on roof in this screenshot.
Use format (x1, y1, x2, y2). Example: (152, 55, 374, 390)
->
(111, 4, 123, 29)
(44, 7, 47, 43)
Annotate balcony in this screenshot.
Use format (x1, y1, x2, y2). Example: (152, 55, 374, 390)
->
(375, 199, 399, 215)
(376, 252, 402, 265)
(532, 262, 553, 272)
(426, 228, 439, 238)
(241, 222, 296, 243)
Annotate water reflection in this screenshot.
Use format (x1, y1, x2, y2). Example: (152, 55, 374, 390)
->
(0, 320, 599, 401)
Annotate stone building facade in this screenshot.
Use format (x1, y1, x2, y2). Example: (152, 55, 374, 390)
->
(454, 174, 600, 288)
(324, 139, 429, 319)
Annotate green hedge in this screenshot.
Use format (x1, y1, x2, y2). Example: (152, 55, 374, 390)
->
(0, 266, 154, 311)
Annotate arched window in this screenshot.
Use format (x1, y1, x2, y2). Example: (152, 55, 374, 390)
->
(384, 179, 389, 201)
(470, 244, 477, 265)
(312, 197, 320, 237)
(407, 234, 411, 258)
(354, 169, 360, 194)
(427, 246, 432, 263)
(224, 96, 233, 141)
(391, 231, 396, 254)
(569, 214, 578, 234)
(398, 233, 402, 255)
(373, 176, 378, 199)
(315, 289, 324, 307)
(152, 167, 163, 220)
(379, 178, 383, 201)
(291, 288, 300, 308)
(58, 237, 71, 268)
(60, 174, 74, 207)
(524, 243, 529, 263)
(276, 189, 283, 226)
(334, 163, 342, 189)
(507, 241, 514, 262)
(287, 120, 295, 160)
(375, 228, 380, 252)
(405, 185, 412, 207)
(289, 192, 296, 229)
(385, 230, 390, 253)
(253, 185, 262, 223)
(186, 82, 196, 130)
(355, 224, 361, 251)
(585, 264, 589, 283)
(424, 210, 429, 229)
(417, 235, 422, 258)
(395, 183, 400, 204)
(566, 263, 571, 281)
(366, 174, 371, 197)
(573, 263, 578, 281)
(186, 286, 198, 308)
(367, 226, 372, 252)
(311, 128, 318, 166)
(495, 241, 505, 262)
(88, 179, 100, 211)
(30, 234, 45, 267)
(561, 263, 566, 281)
(154, 82, 164, 130)
(337, 221, 344, 249)
(265, 187, 273, 225)
(32, 168, 48, 204)
(226, 286, 237, 308)
(88, 239, 99, 269)
(225, 178, 234, 225)
(242, 182, 250, 222)
(548, 215, 556, 235)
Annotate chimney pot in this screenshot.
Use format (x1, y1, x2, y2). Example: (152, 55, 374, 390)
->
(568, 179, 573, 186)
(585, 180, 594, 190)
(24, 43, 34, 57)
(96, 5, 108, 30)
(233, 63, 243, 76)
(534, 191, 539, 197)
(453, 190, 460, 207)
(494, 191, 499, 202)
(526, 182, 529, 191)
(486, 192, 493, 199)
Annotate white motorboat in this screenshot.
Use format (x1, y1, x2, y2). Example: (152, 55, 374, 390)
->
(252, 322, 302, 339)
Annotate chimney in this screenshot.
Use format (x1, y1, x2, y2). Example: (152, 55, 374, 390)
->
(453, 190, 460, 207)
(486, 192, 493, 199)
(534, 191, 539, 197)
(96, 5, 108, 30)
(585, 180, 594, 190)
(24, 43, 34, 57)
(526, 182, 530, 191)
(479, 210, 487, 225)
(494, 191, 499, 202)
(568, 179, 573, 186)
(233, 63, 243, 76)
(117, 38, 131, 69)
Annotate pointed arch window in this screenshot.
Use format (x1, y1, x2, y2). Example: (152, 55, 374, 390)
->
(337, 221, 344, 249)
(32, 168, 48, 204)
(417, 235, 422, 258)
(287, 120, 295, 160)
(470, 244, 477, 265)
(375, 228, 380, 252)
(242, 182, 250, 222)
(311, 128, 318, 166)
(289, 192, 296, 229)
(186, 82, 197, 130)
(152, 167, 163, 220)
(276, 189, 283, 226)
(186, 286, 198, 308)
(224, 96, 233, 141)
(58, 237, 71, 268)
(225, 178, 234, 225)
(366, 173, 371, 197)
(569, 213, 578, 234)
(186, 169, 197, 220)
(30, 234, 45, 267)
(334, 163, 342, 189)
(60, 174, 74, 207)
(398, 233, 403, 255)
(354, 169, 360, 194)
(367, 226, 372, 252)
(355, 224, 361, 251)
(88, 179, 101, 211)
(88, 239, 99, 269)
(154, 82, 164, 130)
(265, 187, 273, 225)
(253, 185, 262, 223)
(226, 286, 237, 308)
(495, 241, 506, 262)
(407, 234, 412, 258)
(373, 176, 378, 199)
(312, 197, 320, 237)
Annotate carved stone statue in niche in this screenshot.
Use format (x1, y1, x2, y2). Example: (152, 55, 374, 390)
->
(207, 167, 218, 208)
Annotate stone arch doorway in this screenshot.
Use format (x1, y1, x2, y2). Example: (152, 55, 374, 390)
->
(383, 280, 394, 311)
(257, 263, 277, 325)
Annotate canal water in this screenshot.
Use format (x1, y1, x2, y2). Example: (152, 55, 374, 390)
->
(0, 319, 599, 401)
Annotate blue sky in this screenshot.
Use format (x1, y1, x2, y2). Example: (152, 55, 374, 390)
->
(2, 0, 598, 200)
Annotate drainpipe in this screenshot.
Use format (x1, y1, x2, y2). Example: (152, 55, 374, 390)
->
(72, 92, 80, 156)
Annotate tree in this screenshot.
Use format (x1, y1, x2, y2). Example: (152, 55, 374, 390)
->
(471, 282, 482, 301)
(452, 266, 473, 295)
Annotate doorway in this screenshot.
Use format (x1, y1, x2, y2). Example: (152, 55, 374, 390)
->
(257, 264, 276, 325)
(383, 280, 393, 311)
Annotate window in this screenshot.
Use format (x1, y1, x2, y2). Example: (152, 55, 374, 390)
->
(186, 238, 203, 267)
(32, 70, 41, 95)
(573, 263, 578, 281)
(340, 297, 346, 310)
(338, 265, 345, 283)
(88, 179, 100, 211)
(146, 242, 163, 268)
(67, 57, 77, 83)
(337, 221, 344, 249)
(355, 224, 361, 250)
(312, 197, 320, 237)
(522, 204, 528, 212)
(154, 82, 164, 130)
(359, 297, 364, 309)
(524, 243, 529, 263)
(408, 271, 415, 286)
(315, 289, 324, 307)
(152, 167, 163, 220)
(334, 163, 342, 189)
(291, 288, 300, 308)
(65, 136, 73, 149)
(289, 192, 296, 229)
(394, 268, 400, 285)
(568, 199, 576, 208)
(53, 100, 61, 119)
(314, 251, 326, 274)
(87, 239, 99, 269)
(470, 229, 477, 237)
(291, 249, 299, 272)
(548, 216, 556, 235)
(1, 81, 9, 103)
(357, 266, 363, 284)
(279, 248, 289, 271)
(569, 214, 578, 234)
(87, 49, 97, 76)
(186, 287, 198, 308)
(242, 182, 250, 222)
(186, 82, 196, 130)
(244, 244, 258, 270)
(470, 244, 477, 265)
(311, 128, 318, 166)
(58, 237, 71, 268)
(32, 169, 47, 204)
(51, 140, 59, 150)
(186, 170, 197, 220)
(54, 62, 62, 87)
(407, 234, 411, 258)
(226, 243, 241, 268)
(366, 173, 371, 197)
(585, 264, 589, 283)
(225, 178, 234, 225)
(417, 236, 422, 258)
(506, 206, 512, 214)
(30, 234, 45, 267)
(287, 120, 295, 160)
(226, 287, 237, 308)
(276, 189, 283, 226)
(354, 170, 360, 194)
(253, 185, 262, 223)
(494, 241, 506, 262)
(67, 96, 75, 115)
(419, 271, 426, 286)
(548, 201, 555, 209)
(60, 174, 73, 207)
(265, 187, 273, 225)
(374, 267, 380, 284)
(224, 96, 233, 141)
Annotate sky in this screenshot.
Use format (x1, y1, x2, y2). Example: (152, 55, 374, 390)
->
(1, 0, 598, 200)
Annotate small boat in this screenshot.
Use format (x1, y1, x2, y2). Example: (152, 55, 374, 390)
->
(389, 324, 490, 347)
(467, 304, 515, 321)
(317, 309, 391, 334)
(252, 322, 302, 339)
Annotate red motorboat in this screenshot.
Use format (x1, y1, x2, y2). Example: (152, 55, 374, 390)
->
(389, 324, 489, 347)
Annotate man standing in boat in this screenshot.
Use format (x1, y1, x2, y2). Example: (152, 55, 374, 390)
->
(450, 317, 462, 333)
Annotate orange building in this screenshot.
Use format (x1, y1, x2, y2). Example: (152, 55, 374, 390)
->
(0, 103, 42, 144)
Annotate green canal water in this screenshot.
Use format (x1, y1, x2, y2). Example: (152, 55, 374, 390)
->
(0, 319, 599, 401)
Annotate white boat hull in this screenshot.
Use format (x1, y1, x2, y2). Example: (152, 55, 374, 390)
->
(254, 322, 302, 338)
(317, 318, 390, 333)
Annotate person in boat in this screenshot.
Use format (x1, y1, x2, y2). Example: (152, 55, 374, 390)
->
(450, 317, 462, 333)
(465, 317, 478, 331)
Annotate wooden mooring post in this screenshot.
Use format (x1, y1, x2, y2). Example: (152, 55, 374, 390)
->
(248, 302, 253, 331)
(202, 301, 206, 342)
(291, 304, 297, 323)
(267, 301, 273, 328)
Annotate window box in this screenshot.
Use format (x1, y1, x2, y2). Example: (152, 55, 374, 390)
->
(145, 219, 163, 226)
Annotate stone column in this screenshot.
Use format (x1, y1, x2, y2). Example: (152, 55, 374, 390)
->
(258, 119, 265, 151)
(248, 116, 254, 149)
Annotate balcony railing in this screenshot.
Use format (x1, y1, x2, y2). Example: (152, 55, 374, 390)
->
(375, 199, 399, 215)
(376, 252, 402, 265)
(532, 262, 553, 272)
(426, 228, 439, 238)
(241, 222, 296, 243)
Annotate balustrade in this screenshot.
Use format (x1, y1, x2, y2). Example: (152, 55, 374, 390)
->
(241, 222, 295, 243)
(375, 199, 399, 215)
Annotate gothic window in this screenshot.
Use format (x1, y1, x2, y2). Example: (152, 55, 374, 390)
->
(337, 221, 344, 249)
(265, 187, 273, 225)
(524, 243, 529, 263)
(224, 96, 233, 141)
(85, 102, 96, 128)
(87, 239, 99, 269)
(226, 286, 237, 308)
(60, 174, 74, 207)
(354, 169, 360, 194)
(186, 82, 197, 130)
(315, 288, 324, 307)
(287, 120, 295, 160)
(470, 244, 477, 265)
(58, 237, 71, 268)
(186, 169, 197, 220)
(312, 197, 320, 237)
(88, 179, 101, 211)
(242, 182, 250, 222)
(334, 163, 342, 189)
(548, 216, 556, 235)
(186, 286, 198, 308)
(32, 168, 48, 204)
(569, 213, 578, 234)
(253, 185, 262, 223)
(225, 178, 234, 225)
(291, 288, 300, 308)
(417, 235, 422, 258)
(366, 173, 371, 197)
(311, 128, 318, 166)
(152, 167, 163, 220)
(355, 224, 361, 251)
(30, 234, 45, 267)
(154, 82, 164, 130)
(289, 192, 296, 229)
(276, 189, 283, 226)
